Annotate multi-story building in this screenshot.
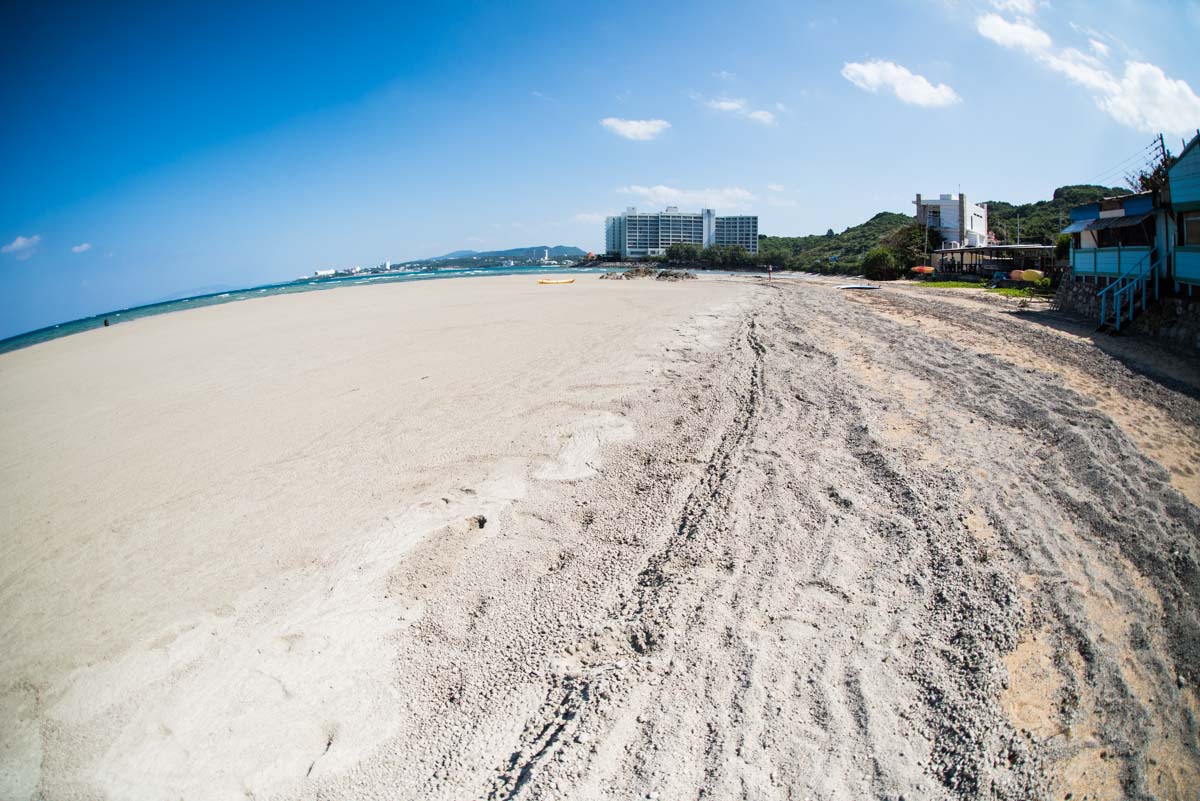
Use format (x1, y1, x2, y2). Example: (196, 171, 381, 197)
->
(605, 207, 758, 257)
(913, 193, 988, 248)
(714, 215, 759, 253)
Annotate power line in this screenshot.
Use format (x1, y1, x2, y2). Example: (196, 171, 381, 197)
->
(1090, 155, 1156, 186)
(1085, 140, 1160, 186)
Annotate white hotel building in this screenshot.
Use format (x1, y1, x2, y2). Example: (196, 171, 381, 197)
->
(605, 207, 759, 258)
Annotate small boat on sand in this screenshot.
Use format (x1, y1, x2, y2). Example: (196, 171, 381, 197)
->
(538, 278, 575, 285)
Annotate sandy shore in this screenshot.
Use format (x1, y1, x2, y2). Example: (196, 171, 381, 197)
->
(1, 273, 1197, 800)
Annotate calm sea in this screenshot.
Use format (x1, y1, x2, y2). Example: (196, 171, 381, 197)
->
(0, 265, 616, 356)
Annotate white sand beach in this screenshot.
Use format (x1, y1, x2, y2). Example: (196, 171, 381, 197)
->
(2, 274, 1198, 800)
(0, 274, 751, 799)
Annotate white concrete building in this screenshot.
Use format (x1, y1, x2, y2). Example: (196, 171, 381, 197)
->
(605, 207, 758, 257)
(914, 193, 988, 248)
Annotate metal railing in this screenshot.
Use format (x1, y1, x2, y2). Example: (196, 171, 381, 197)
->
(1097, 250, 1160, 331)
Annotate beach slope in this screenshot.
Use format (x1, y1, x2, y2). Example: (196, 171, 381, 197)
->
(1, 274, 1198, 801)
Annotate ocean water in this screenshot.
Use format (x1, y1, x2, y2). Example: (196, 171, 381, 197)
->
(0, 266, 617, 356)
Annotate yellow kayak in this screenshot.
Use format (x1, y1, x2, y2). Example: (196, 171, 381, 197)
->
(538, 278, 575, 285)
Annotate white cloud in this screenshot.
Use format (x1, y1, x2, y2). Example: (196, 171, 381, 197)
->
(976, 14, 1052, 51)
(72, 242, 93, 253)
(693, 92, 778, 125)
(600, 117, 671, 140)
(841, 60, 961, 107)
(767, 183, 785, 192)
(573, 212, 607, 224)
(1042, 48, 1115, 93)
(707, 97, 745, 111)
(978, 14, 1200, 134)
(1099, 62, 1200, 135)
(1069, 23, 1133, 58)
(2, 234, 40, 260)
(990, 0, 1039, 14)
(776, 101, 791, 112)
(618, 185, 756, 211)
(713, 70, 736, 81)
(1089, 39, 1110, 57)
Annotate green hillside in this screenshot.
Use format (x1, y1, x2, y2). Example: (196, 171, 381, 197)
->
(983, 184, 1129, 245)
(759, 211, 916, 272)
(751, 184, 1133, 276)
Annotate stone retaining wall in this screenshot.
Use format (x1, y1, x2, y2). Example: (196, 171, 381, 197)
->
(1053, 278, 1200, 351)
(1131, 295, 1200, 351)
(1053, 278, 1102, 319)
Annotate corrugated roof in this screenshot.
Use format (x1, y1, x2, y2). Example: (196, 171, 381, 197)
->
(1061, 211, 1153, 234)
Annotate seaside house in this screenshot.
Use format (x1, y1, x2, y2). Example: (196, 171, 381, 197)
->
(1168, 132, 1200, 292)
(1060, 131, 1200, 331)
(1062, 190, 1163, 281)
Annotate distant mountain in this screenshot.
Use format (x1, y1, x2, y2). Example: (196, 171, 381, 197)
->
(983, 184, 1130, 245)
(428, 245, 586, 262)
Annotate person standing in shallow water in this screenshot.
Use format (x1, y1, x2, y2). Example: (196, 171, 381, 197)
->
(103, 318, 109, 327)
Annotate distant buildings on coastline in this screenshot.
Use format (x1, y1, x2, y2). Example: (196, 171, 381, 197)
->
(306, 249, 581, 280)
(604, 207, 759, 258)
(914, 193, 989, 248)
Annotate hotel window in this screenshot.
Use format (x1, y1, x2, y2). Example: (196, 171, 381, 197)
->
(1181, 212, 1200, 245)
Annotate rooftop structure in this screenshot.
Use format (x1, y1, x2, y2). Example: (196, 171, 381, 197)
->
(605, 207, 758, 258)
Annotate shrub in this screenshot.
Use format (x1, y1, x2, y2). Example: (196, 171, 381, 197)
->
(862, 247, 900, 281)
(1055, 234, 1071, 261)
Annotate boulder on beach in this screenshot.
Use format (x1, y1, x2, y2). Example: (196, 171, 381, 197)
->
(656, 270, 697, 282)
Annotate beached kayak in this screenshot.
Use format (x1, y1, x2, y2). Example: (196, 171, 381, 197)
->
(538, 278, 575, 285)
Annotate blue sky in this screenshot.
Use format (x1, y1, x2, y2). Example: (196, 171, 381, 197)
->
(3, 0, 1199, 338)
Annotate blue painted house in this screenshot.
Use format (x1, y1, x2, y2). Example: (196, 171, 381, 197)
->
(1168, 132, 1200, 289)
(1062, 131, 1200, 328)
(1063, 191, 1162, 280)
